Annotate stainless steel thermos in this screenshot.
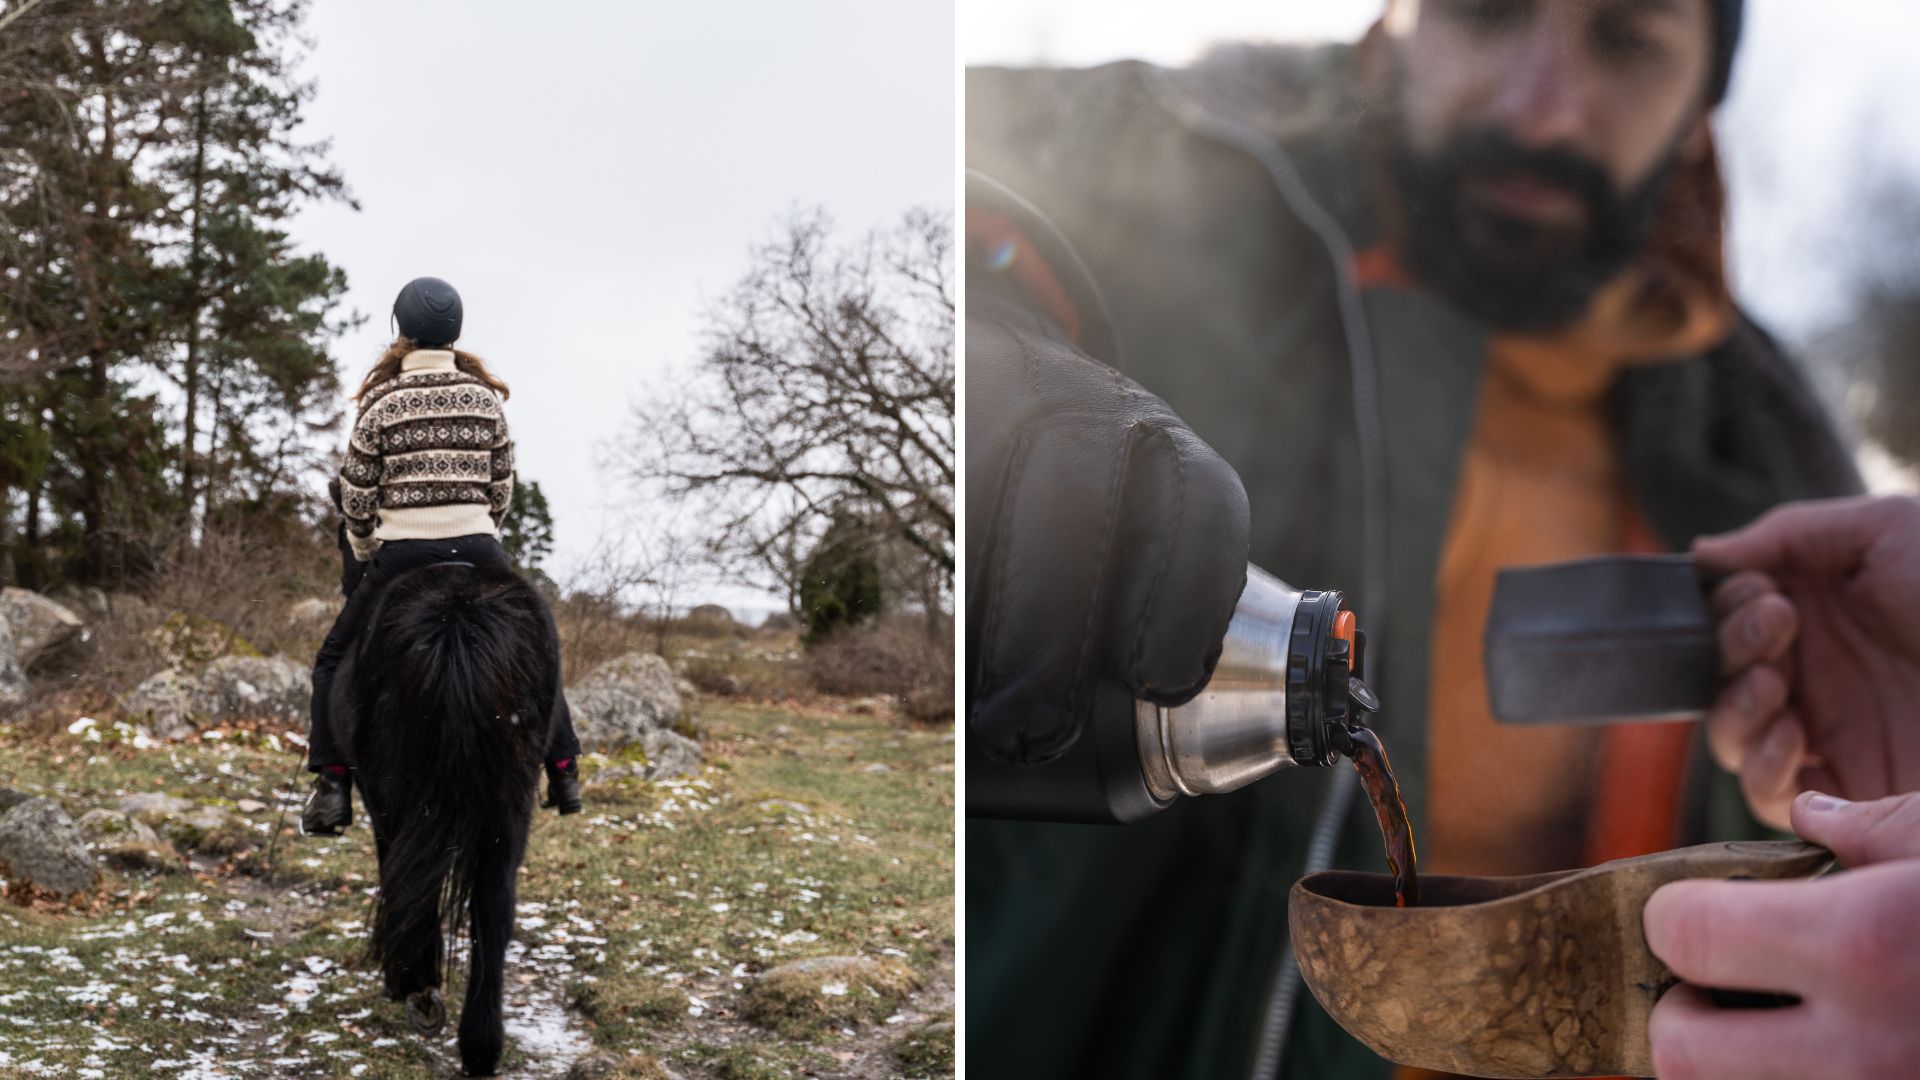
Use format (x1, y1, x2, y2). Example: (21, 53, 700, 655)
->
(968, 566, 1377, 823)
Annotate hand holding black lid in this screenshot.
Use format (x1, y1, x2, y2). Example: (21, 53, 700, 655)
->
(1692, 494, 1920, 829)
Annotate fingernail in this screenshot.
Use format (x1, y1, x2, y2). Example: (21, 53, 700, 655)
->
(1802, 792, 1848, 813)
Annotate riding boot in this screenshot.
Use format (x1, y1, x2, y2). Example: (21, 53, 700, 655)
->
(542, 758, 582, 815)
(302, 769, 353, 836)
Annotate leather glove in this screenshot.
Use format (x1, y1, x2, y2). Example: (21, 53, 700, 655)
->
(327, 478, 367, 597)
(967, 290, 1251, 767)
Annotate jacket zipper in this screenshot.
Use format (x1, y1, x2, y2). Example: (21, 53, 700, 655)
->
(1146, 67, 1392, 1080)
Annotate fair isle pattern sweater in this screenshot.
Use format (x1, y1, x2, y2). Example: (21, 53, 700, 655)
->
(338, 350, 514, 560)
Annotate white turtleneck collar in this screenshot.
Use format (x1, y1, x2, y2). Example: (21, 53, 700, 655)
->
(401, 349, 457, 373)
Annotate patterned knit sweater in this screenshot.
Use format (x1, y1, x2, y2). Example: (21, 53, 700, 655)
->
(338, 350, 514, 560)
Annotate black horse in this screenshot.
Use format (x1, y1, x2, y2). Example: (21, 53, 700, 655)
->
(331, 556, 558, 1077)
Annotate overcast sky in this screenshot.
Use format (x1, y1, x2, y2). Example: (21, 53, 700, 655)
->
(288, 1, 955, 618)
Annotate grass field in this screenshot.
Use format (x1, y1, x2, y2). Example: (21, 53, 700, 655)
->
(0, 698, 954, 1079)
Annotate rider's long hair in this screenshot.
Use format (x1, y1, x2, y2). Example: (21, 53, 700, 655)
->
(354, 336, 512, 404)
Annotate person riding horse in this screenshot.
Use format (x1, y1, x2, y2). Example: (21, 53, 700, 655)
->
(303, 277, 584, 836)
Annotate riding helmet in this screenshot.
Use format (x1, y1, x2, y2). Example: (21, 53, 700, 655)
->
(392, 276, 463, 347)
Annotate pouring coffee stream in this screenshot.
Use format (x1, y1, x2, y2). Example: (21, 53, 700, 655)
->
(1323, 660, 1420, 908)
(1334, 720, 1421, 908)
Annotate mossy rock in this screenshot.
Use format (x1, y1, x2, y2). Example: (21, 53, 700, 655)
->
(78, 810, 179, 874)
(147, 611, 261, 669)
(741, 954, 921, 1036)
(158, 807, 258, 856)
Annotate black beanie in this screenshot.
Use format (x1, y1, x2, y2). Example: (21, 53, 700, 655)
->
(1707, 0, 1745, 105)
(392, 276, 463, 348)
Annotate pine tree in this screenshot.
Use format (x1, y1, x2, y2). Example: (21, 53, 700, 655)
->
(158, 0, 355, 526)
(498, 478, 557, 570)
(797, 511, 885, 645)
(0, 0, 354, 586)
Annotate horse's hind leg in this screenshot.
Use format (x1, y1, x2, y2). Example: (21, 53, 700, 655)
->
(457, 845, 517, 1077)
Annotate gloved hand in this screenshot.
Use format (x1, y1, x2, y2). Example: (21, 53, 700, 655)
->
(327, 477, 367, 597)
(341, 539, 367, 598)
(967, 292, 1250, 766)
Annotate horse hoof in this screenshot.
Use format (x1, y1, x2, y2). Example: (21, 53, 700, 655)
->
(405, 988, 446, 1034)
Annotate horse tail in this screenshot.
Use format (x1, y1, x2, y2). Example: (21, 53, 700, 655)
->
(356, 560, 555, 1070)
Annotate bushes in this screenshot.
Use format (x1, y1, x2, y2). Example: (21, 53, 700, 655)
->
(803, 615, 952, 724)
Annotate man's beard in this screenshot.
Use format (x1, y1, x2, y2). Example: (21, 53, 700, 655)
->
(1385, 124, 1679, 333)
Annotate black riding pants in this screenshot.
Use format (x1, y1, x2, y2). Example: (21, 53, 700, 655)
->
(306, 533, 583, 771)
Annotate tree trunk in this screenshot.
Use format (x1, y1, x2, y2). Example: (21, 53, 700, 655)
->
(0, 483, 15, 586)
(74, 29, 116, 585)
(180, 85, 211, 534)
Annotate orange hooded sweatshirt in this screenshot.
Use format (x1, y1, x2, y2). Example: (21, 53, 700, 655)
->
(1422, 126, 1734, 879)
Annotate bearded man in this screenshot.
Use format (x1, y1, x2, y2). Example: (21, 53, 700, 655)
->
(964, 2, 1863, 1076)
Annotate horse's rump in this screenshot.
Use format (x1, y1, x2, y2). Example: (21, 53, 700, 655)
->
(346, 558, 558, 1074)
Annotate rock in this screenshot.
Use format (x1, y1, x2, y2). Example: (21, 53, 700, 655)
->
(77, 808, 160, 846)
(97, 839, 179, 874)
(683, 604, 737, 634)
(0, 798, 98, 895)
(674, 678, 699, 699)
(197, 656, 308, 724)
(147, 611, 260, 669)
(121, 656, 309, 739)
(121, 669, 204, 740)
(742, 955, 922, 1035)
(582, 763, 642, 788)
(159, 806, 258, 856)
(48, 585, 110, 619)
(0, 588, 84, 670)
(563, 1052, 623, 1080)
(110, 794, 244, 860)
(640, 729, 702, 780)
(0, 616, 27, 708)
(116, 793, 197, 825)
(286, 597, 334, 624)
(76, 808, 177, 872)
(861, 762, 893, 774)
(235, 798, 268, 814)
(565, 654, 685, 753)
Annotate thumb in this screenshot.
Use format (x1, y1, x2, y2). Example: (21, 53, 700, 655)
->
(1789, 790, 1920, 866)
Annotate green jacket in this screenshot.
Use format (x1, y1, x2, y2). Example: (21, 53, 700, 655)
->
(966, 44, 1862, 1080)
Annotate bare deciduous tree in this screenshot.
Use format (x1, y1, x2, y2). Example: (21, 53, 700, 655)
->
(613, 207, 954, 622)
(1812, 171, 1920, 470)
